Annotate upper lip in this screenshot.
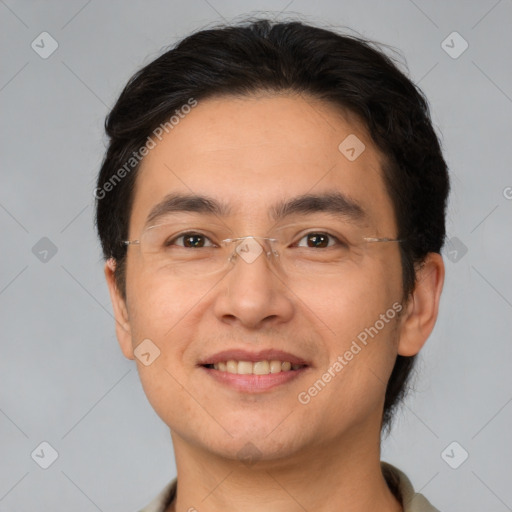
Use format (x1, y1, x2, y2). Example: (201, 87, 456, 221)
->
(198, 349, 310, 366)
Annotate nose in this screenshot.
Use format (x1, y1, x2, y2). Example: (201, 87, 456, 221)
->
(212, 237, 295, 330)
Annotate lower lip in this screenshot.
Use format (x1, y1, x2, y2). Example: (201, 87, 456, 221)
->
(200, 366, 308, 393)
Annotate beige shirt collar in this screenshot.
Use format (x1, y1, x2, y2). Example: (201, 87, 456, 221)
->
(139, 461, 440, 512)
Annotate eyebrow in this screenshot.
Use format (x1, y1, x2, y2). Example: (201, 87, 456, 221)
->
(271, 192, 366, 223)
(145, 191, 367, 227)
(145, 194, 232, 226)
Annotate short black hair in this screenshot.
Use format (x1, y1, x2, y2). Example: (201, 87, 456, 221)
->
(95, 18, 450, 431)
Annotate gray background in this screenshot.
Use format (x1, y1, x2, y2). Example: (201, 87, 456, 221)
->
(1, 1, 511, 510)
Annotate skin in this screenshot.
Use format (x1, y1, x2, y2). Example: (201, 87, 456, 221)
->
(105, 92, 444, 512)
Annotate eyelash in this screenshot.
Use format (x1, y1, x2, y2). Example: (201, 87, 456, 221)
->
(167, 232, 216, 248)
(166, 231, 345, 248)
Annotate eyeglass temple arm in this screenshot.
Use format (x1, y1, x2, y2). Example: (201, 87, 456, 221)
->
(363, 237, 405, 243)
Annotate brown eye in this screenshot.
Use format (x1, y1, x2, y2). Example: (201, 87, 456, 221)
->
(297, 232, 338, 249)
(183, 234, 206, 248)
(167, 232, 214, 248)
(307, 233, 329, 248)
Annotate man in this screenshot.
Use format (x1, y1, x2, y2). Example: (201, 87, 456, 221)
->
(96, 19, 448, 512)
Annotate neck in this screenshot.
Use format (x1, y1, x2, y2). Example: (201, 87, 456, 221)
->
(166, 423, 402, 512)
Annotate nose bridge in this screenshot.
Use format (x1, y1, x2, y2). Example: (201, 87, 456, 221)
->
(215, 235, 293, 328)
(228, 236, 278, 267)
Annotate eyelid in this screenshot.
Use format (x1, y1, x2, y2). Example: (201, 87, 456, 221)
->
(293, 230, 347, 248)
(166, 231, 218, 247)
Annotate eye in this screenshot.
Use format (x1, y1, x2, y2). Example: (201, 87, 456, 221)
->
(166, 232, 216, 248)
(295, 232, 344, 249)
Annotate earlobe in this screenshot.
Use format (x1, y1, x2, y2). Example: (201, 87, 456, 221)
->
(104, 258, 135, 360)
(397, 253, 445, 357)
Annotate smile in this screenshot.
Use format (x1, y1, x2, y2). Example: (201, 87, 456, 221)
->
(203, 360, 306, 375)
(201, 362, 309, 393)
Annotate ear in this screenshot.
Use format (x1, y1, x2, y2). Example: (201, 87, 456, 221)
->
(104, 258, 134, 360)
(397, 252, 445, 356)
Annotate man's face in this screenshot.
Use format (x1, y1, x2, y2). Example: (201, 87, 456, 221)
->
(115, 93, 407, 461)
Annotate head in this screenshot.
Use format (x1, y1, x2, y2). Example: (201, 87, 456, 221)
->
(96, 19, 448, 459)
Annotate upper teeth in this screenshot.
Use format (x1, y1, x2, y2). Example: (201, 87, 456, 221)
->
(212, 360, 303, 375)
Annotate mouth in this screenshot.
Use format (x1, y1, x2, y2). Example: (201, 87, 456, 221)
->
(198, 349, 310, 393)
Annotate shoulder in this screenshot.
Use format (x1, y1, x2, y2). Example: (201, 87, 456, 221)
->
(381, 461, 441, 512)
(138, 466, 440, 512)
(138, 478, 177, 512)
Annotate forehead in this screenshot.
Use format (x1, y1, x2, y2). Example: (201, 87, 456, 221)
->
(130, 93, 396, 234)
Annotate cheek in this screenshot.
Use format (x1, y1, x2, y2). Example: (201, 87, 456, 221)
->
(125, 272, 204, 425)
(300, 258, 402, 390)
(125, 262, 219, 396)
(294, 259, 401, 338)
(300, 306, 401, 427)
(125, 257, 205, 339)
